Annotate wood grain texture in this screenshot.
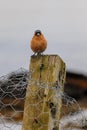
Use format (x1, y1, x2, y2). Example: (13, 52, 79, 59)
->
(22, 55, 66, 130)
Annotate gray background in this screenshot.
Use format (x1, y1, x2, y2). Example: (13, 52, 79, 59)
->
(0, 0, 87, 76)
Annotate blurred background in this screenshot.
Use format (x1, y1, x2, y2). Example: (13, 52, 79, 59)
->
(0, 0, 87, 99)
(0, 0, 87, 76)
(0, 0, 87, 129)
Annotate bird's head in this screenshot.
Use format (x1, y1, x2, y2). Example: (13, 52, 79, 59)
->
(35, 30, 41, 36)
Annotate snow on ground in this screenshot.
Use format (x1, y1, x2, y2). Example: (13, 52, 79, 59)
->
(0, 121, 22, 130)
(0, 110, 87, 130)
(59, 109, 87, 130)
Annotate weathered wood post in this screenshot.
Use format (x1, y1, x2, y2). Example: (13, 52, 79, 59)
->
(22, 55, 66, 130)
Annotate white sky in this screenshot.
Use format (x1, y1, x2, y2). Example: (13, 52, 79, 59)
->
(0, 0, 87, 76)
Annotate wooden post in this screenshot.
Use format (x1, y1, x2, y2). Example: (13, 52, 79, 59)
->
(22, 55, 66, 130)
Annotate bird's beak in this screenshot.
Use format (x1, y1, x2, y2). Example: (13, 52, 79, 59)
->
(36, 33, 40, 36)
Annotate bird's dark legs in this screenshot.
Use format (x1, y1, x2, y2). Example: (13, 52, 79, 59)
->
(37, 52, 42, 56)
(31, 52, 44, 57)
(31, 52, 36, 57)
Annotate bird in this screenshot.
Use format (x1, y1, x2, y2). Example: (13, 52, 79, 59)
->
(30, 30, 47, 55)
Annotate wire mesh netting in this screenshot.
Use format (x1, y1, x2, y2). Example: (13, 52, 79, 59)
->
(0, 68, 29, 130)
(0, 68, 87, 130)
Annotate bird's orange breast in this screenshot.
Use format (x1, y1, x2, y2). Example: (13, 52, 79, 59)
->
(30, 34, 47, 53)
